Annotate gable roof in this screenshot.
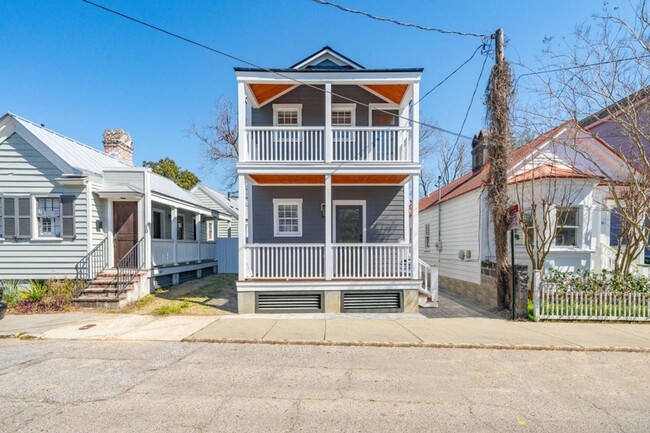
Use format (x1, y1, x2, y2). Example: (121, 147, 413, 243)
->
(3, 112, 131, 176)
(192, 183, 239, 218)
(291, 46, 365, 70)
(579, 86, 650, 128)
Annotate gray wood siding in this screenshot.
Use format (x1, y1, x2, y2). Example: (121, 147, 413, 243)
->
(251, 185, 404, 243)
(0, 133, 89, 279)
(251, 85, 386, 127)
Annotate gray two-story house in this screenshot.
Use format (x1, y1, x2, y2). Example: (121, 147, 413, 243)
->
(234, 47, 437, 313)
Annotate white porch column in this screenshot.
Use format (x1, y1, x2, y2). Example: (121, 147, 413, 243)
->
(411, 174, 419, 279)
(238, 174, 247, 279)
(324, 82, 332, 163)
(403, 181, 410, 244)
(85, 181, 93, 253)
(325, 174, 333, 280)
(196, 214, 202, 262)
(107, 199, 114, 267)
(144, 170, 152, 269)
(412, 81, 420, 163)
(238, 82, 248, 162)
(171, 207, 178, 265)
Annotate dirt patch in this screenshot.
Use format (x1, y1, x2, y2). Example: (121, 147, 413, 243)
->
(119, 274, 238, 316)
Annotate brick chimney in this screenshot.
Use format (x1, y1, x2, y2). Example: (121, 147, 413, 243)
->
(471, 130, 489, 173)
(102, 129, 133, 164)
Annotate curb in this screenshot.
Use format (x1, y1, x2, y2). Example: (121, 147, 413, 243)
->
(181, 337, 650, 353)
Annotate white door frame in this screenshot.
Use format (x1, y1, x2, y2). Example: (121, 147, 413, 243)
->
(332, 200, 366, 243)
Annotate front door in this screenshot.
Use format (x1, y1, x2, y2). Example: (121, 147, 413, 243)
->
(335, 205, 363, 243)
(113, 202, 138, 263)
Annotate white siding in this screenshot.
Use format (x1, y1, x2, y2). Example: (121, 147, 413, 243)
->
(419, 190, 482, 285)
(0, 133, 89, 279)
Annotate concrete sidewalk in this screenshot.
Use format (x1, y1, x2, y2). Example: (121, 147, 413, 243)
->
(2, 312, 650, 351)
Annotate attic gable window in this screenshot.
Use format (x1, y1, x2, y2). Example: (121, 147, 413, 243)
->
(273, 104, 302, 127)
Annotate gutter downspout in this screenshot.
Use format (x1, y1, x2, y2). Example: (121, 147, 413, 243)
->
(437, 176, 442, 269)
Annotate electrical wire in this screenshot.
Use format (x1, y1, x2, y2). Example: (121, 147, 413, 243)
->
(81, 0, 479, 139)
(312, 0, 490, 40)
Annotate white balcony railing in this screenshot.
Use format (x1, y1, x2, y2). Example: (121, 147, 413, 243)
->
(243, 243, 411, 280)
(152, 240, 216, 266)
(243, 126, 413, 163)
(333, 243, 411, 279)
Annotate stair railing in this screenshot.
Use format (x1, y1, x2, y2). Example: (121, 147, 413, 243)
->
(115, 237, 146, 298)
(418, 259, 439, 304)
(74, 237, 109, 297)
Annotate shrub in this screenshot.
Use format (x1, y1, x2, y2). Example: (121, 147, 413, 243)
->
(544, 269, 650, 293)
(43, 279, 74, 304)
(22, 280, 45, 302)
(1, 280, 23, 307)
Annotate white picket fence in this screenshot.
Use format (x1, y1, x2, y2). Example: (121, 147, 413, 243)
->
(533, 271, 650, 321)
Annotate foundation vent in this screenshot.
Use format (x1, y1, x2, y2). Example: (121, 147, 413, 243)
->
(179, 270, 198, 284)
(342, 291, 402, 312)
(153, 275, 173, 289)
(256, 293, 323, 313)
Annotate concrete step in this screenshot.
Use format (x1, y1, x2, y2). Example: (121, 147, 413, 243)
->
(72, 296, 128, 309)
(418, 293, 437, 308)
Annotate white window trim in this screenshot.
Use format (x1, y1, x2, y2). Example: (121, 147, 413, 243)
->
(273, 104, 303, 127)
(554, 206, 581, 247)
(152, 208, 165, 239)
(332, 200, 367, 243)
(32, 194, 63, 240)
(273, 198, 303, 237)
(368, 103, 399, 126)
(331, 103, 356, 126)
(206, 220, 215, 242)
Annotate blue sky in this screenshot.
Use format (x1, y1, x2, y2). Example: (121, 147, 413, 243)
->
(1, 0, 636, 190)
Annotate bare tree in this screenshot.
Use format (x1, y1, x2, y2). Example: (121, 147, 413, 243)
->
(189, 97, 239, 189)
(419, 122, 470, 196)
(519, 1, 650, 274)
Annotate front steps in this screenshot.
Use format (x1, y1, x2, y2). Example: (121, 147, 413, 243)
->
(72, 269, 146, 309)
(418, 293, 437, 308)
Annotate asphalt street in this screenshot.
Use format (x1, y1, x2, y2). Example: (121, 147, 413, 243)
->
(1, 339, 649, 432)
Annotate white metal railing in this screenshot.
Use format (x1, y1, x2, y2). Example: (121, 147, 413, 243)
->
(332, 127, 411, 162)
(246, 244, 325, 279)
(177, 241, 200, 263)
(200, 241, 216, 261)
(418, 259, 439, 304)
(533, 271, 650, 321)
(332, 243, 411, 279)
(245, 127, 325, 162)
(152, 239, 175, 266)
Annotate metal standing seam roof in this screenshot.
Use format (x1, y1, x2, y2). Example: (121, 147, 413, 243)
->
(194, 183, 239, 217)
(7, 113, 206, 209)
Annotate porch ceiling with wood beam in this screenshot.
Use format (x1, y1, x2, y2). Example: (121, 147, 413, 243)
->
(364, 84, 409, 104)
(249, 83, 296, 106)
(249, 174, 409, 185)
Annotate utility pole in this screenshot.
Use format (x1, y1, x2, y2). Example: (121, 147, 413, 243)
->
(485, 27, 514, 311)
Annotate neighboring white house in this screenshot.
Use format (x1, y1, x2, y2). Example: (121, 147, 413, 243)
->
(0, 112, 224, 307)
(418, 121, 645, 309)
(234, 46, 436, 314)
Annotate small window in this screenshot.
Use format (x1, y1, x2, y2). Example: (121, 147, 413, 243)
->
(177, 215, 185, 240)
(424, 223, 431, 248)
(152, 210, 162, 239)
(514, 209, 535, 248)
(555, 207, 580, 247)
(36, 197, 61, 238)
(273, 199, 303, 237)
(332, 104, 356, 126)
(273, 104, 302, 126)
(206, 220, 215, 241)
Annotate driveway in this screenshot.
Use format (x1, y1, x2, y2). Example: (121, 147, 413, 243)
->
(1, 339, 648, 432)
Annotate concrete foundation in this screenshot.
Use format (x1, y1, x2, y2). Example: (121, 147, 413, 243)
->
(238, 292, 256, 314)
(324, 291, 341, 313)
(403, 289, 419, 313)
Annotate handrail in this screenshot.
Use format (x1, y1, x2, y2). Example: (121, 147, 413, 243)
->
(418, 259, 439, 303)
(115, 237, 146, 298)
(74, 237, 109, 297)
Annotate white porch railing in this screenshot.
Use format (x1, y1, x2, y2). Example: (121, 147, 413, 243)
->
(332, 127, 411, 162)
(246, 244, 325, 279)
(152, 239, 175, 266)
(418, 259, 439, 304)
(177, 241, 199, 263)
(245, 127, 325, 162)
(332, 243, 411, 279)
(152, 240, 215, 266)
(243, 126, 413, 163)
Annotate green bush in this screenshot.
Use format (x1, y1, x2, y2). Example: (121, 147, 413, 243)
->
(1, 280, 23, 307)
(22, 280, 45, 302)
(545, 269, 650, 293)
(43, 279, 74, 304)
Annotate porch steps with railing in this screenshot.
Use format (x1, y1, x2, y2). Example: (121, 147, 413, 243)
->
(72, 269, 147, 309)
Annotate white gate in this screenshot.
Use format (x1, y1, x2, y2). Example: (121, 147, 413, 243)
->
(216, 238, 238, 274)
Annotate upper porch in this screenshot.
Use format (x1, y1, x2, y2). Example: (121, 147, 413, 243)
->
(235, 47, 422, 169)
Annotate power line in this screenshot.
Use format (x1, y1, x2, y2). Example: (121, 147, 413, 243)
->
(80, 0, 473, 139)
(417, 43, 486, 104)
(312, 0, 490, 40)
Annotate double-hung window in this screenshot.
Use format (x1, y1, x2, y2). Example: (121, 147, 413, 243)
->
(273, 104, 302, 127)
(424, 223, 431, 248)
(514, 209, 535, 248)
(555, 207, 580, 247)
(332, 104, 356, 126)
(36, 197, 61, 238)
(273, 199, 302, 237)
(206, 220, 215, 241)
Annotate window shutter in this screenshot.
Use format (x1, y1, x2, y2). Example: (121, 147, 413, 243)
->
(17, 197, 31, 239)
(3, 197, 15, 239)
(61, 195, 76, 239)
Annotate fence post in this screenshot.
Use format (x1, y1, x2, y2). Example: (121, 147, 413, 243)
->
(533, 270, 541, 320)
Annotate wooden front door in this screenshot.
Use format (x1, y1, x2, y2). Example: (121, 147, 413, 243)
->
(113, 202, 138, 263)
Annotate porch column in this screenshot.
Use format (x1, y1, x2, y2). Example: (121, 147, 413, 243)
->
(412, 82, 420, 163)
(403, 181, 410, 244)
(144, 170, 152, 269)
(324, 82, 332, 163)
(196, 214, 202, 262)
(411, 174, 419, 279)
(238, 174, 247, 279)
(107, 200, 114, 267)
(238, 81, 248, 162)
(325, 174, 333, 280)
(171, 207, 178, 265)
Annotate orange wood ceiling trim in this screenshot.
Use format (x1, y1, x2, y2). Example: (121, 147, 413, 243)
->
(365, 84, 408, 104)
(249, 84, 294, 105)
(333, 174, 408, 184)
(249, 174, 407, 185)
(250, 174, 325, 184)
